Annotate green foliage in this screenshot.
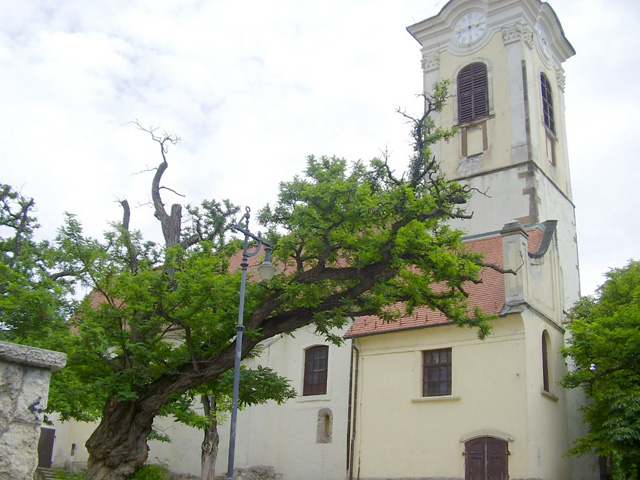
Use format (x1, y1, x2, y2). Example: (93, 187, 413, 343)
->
(163, 365, 296, 431)
(126, 464, 169, 480)
(7, 85, 494, 477)
(53, 468, 86, 480)
(43, 83, 488, 428)
(562, 260, 640, 478)
(0, 184, 74, 346)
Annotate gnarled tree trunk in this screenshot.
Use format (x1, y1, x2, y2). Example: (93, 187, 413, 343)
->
(85, 397, 157, 480)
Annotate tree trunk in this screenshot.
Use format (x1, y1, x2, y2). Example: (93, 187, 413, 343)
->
(200, 423, 220, 480)
(201, 395, 220, 480)
(85, 397, 155, 480)
(599, 455, 613, 480)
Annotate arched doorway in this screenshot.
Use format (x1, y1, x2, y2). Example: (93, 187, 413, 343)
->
(464, 436, 508, 480)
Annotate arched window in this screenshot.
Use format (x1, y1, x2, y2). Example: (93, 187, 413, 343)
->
(542, 331, 550, 392)
(540, 73, 555, 133)
(316, 408, 333, 443)
(303, 345, 329, 396)
(457, 62, 489, 124)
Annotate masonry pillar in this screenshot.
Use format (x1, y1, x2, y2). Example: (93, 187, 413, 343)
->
(501, 220, 530, 309)
(0, 341, 67, 480)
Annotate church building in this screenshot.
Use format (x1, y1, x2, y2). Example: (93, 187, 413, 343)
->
(44, 1, 596, 479)
(344, 0, 594, 478)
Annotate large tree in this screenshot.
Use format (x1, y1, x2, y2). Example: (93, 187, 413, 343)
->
(49, 85, 492, 480)
(0, 184, 73, 346)
(562, 260, 640, 480)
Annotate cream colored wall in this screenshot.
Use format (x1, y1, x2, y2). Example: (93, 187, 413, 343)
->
(48, 413, 204, 475)
(48, 416, 97, 470)
(352, 310, 580, 480)
(436, 35, 516, 180)
(521, 309, 572, 480)
(426, 23, 581, 314)
(352, 316, 532, 479)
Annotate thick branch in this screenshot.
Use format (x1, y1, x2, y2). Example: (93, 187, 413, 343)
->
(120, 200, 139, 273)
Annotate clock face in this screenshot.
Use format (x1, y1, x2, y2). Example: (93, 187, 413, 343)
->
(536, 22, 552, 58)
(454, 11, 488, 45)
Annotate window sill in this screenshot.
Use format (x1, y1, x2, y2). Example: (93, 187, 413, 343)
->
(411, 395, 461, 403)
(296, 394, 331, 403)
(457, 114, 494, 128)
(544, 125, 557, 141)
(540, 389, 559, 402)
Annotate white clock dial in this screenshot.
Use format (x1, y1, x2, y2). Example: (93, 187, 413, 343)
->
(454, 11, 487, 45)
(536, 22, 552, 58)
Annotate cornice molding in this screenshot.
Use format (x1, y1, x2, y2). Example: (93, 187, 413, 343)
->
(501, 22, 533, 47)
(421, 51, 440, 73)
(556, 69, 566, 91)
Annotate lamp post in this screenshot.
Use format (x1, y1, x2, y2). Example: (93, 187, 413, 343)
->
(225, 207, 279, 480)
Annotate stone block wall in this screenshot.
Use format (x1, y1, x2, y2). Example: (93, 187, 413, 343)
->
(0, 341, 66, 480)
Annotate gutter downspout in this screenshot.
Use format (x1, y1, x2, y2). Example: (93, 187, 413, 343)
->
(347, 340, 360, 480)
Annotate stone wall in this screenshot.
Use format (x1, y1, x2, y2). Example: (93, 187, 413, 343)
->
(0, 341, 66, 480)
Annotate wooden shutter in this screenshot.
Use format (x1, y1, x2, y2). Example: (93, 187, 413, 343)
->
(465, 438, 486, 480)
(458, 63, 489, 124)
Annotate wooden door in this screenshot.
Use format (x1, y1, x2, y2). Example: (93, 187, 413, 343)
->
(38, 427, 56, 468)
(465, 437, 508, 480)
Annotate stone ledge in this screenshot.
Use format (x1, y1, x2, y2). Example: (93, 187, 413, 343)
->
(0, 341, 67, 371)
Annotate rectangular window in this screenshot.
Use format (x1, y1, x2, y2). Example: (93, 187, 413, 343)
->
(423, 348, 452, 396)
(303, 345, 329, 396)
(458, 62, 489, 124)
(545, 131, 556, 166)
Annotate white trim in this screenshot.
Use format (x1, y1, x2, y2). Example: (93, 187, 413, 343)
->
(411, 395, 461, 403)
(460, 430, 515, 443)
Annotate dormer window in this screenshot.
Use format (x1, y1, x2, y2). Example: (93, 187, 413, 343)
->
(457, 62, 489, 124)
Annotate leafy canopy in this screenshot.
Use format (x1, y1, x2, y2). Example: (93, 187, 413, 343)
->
(562, 260, 640, 479)
(0, 184, 74, 346)
(47, 86, 492, 425)
(5, 85, 496, 480)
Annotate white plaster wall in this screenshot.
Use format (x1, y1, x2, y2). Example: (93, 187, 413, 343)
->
(49, 418, 97, 470)
(220, 324, 352, 480)
(48, 324, 352, 480)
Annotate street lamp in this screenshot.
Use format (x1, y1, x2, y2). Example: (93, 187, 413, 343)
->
(225, 207, 279, 480)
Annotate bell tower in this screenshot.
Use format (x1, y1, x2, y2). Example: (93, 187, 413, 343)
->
(407, 0, 580, 309)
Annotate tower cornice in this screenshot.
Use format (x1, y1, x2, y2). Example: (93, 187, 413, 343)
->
(407, 0, 574, 63)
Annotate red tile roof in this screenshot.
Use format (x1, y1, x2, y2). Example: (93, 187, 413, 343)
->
(345, 225, 546, 338)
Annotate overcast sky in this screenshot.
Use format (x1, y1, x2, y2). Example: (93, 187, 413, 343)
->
(2, 0, 638, 297)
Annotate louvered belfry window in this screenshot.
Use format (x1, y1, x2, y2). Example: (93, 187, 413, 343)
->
(303, 345, 329, 396)
(457, 62, 489, 124)
(540, 73, 555, 133)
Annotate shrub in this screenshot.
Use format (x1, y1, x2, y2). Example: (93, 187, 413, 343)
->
(127, 464, 170, 480)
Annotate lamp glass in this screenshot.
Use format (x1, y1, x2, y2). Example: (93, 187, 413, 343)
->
(255, 262, 280, 281)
